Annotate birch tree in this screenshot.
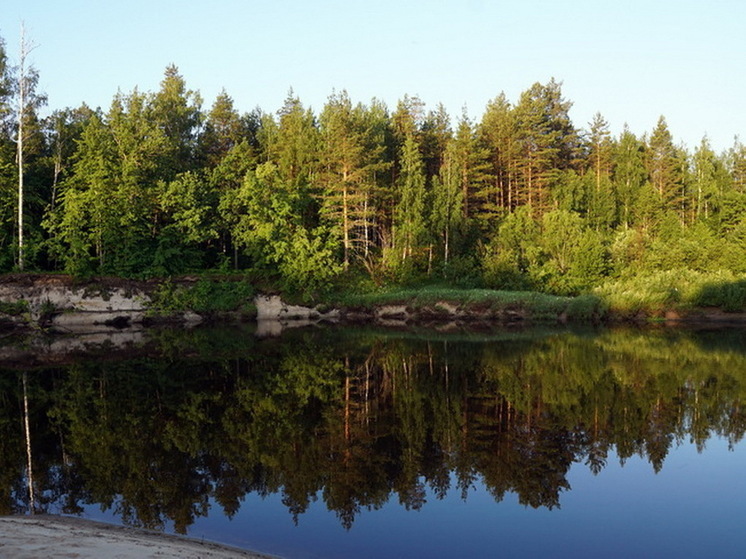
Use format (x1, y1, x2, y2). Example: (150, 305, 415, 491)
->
(15, 24, 44, 270)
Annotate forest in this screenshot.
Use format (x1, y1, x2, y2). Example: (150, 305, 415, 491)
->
(3, 32, 746, 302)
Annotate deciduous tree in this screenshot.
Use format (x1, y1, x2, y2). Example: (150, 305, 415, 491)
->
(392, 134, 427, 265)
(13, 25, 46, 270)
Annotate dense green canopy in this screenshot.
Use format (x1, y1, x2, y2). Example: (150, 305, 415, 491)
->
(2, 39, 746, 296)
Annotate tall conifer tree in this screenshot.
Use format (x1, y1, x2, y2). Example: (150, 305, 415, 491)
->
(319, 91, 387, 267)
(479, 92, 519, 214)
(513, 80, 577, 214)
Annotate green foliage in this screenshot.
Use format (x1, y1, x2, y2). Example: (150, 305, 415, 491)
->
(224, 162, 342, 295)
(434, 254, 483, 288)
(693, 279, 746, 312)
(565, 294, 608, 321)
(391, 134, 428, 268)
(430, 157, 464, 263)
(150, 278, 255, 314)
(483, 208, 608, 295)
(0, 299, 29, 316)
(552, 170, 591, 215)
(160, 171, 218, 244)
(594, 269, 746, 315)
(481, 249, 534, 291)
(336, 284, 603, 322)
(539, 210, 587, 281)
(482, 206, 539, 290)
(0, 54, 744, 314)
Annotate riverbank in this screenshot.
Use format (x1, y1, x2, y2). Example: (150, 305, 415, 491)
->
(0, 515, 272, 559)
(1, 273, 746, 333)
(0, 274, 598, 332)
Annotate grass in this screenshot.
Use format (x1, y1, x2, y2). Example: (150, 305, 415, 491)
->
(327, 268, 746, 323)
(593, 269, 746, 316)
(330, 269, 746, 323)
(7, 268, 744, 327)
(333, 284, 607, 322)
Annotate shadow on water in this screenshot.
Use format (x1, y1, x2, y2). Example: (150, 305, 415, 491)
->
(1, 322, 746, 533)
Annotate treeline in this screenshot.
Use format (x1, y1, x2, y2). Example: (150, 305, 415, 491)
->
(3, 42, 746, 294)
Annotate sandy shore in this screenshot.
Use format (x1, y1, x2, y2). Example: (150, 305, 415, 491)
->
(0, 515, 275, 559)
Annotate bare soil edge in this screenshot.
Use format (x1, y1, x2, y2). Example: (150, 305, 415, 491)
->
(2, 275, 746, 332)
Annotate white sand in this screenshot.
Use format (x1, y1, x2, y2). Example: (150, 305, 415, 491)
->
(0, 515, 275, 559)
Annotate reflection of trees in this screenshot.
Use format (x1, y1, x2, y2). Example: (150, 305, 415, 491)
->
(2, 327, 746, 530)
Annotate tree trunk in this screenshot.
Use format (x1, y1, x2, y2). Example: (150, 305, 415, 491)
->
(17, 28, 25, 271)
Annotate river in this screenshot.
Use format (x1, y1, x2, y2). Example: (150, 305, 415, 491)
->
(1, 323, 745, 558)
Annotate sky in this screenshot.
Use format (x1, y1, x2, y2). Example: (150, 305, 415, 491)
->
(1, 0, 745, 153)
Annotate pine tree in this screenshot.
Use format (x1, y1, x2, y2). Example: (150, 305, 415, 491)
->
(449, 110, 489, 221)
(691, 136, 722, 221)
(513, 80, 577, 214)
(356, 98, 395, 259)
(586, 113, 615, 230)
(647, 116, 686, 214)
(420, 103, 451, 179)
(151, 65, 202, 178)
(588, 112, 613, 190)
(392, 94, 425, 147)
(479, 92, 519, 215)
(199, 90, 249, 168)
(269, 91, 319, 189)
(319, 91, 388, 267)
(728, 137, 746, 192)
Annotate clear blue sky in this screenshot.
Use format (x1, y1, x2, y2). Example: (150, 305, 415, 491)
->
(2, 0, 744, 152)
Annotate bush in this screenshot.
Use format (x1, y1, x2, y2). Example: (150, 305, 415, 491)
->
(151, 278, 255, 314)
(693, 280, 746, 312)
(435, 255, 483, 288)
(595, 269, 746, 314)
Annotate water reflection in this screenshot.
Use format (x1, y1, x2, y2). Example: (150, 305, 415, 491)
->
(2, 325, 746, 533)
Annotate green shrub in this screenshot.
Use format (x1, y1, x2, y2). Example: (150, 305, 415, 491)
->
(595, 269, 746, 314)
(565, 294, 607, 321)
(151, 279, 255, 314)
(693, 280, 746, 312)
(0, 300, 29, 316)
(336, 284, 597, 322)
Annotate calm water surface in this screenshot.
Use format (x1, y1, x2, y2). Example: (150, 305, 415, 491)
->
(2, 324, 746, 558)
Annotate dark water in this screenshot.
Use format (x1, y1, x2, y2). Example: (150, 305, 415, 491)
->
(2, 324, 746, 558)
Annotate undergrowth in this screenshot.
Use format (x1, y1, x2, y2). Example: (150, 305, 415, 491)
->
(335, 284, 607, 322)
(594, 269, 746, 315)
(150, 278, 256, 315)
